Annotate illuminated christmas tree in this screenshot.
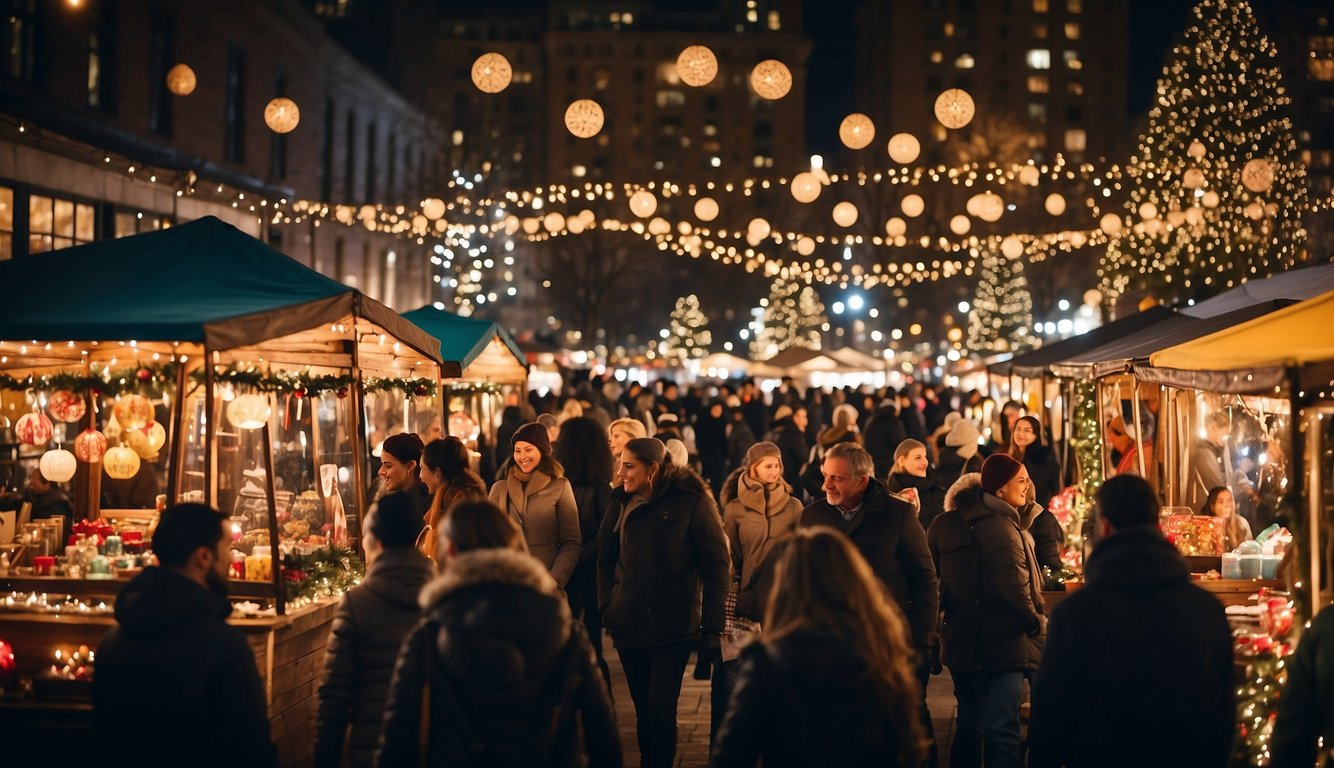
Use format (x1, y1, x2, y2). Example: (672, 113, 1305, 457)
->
(1100, 0, 1308, 306)
(666, 294, 712, 361)
(750, 278, 824, 360)
(967, 250, 1037, 354)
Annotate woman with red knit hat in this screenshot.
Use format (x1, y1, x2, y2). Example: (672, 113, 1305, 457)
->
(487, 422, 582, 590)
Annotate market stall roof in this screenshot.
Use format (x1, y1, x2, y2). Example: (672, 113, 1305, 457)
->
(401, 306, 527, 384)
(989, 306, 1175, 379)
(1181, 262, 1334, 318)
(825, 347, 887, 370)
(695, 352, 784, 379)
(1048, 301, 1291, 380)
(0, 217, 441, 376)
(1143, 290, 1334, 393)
(764, 346, 861, 373)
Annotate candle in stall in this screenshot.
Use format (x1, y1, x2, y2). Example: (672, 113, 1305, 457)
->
(104, 535, 123, 557)
(33, 556, 55, 576)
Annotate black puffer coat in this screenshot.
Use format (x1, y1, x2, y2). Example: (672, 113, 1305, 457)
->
(315, 547, 435, 768)
(928, 474, 1045, 674)
(711, 631, 923, 768)
(886, 471, 947, 532)
(597, 466, 731, 649)
(1028, 525, 1232, 768)
(378, 548, 620, 768)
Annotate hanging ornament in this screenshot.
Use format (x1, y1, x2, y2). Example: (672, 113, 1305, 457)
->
(933, 88, 975, 129)
(790, 172, 822, 204)
(39, 449, 77, 484)
(413, 384, 430, 397)
(694, 197, 719, 222)
(832, 201, 859, 227)
(47, 390, 86, 423)
(166, 63, 196, 96)
(226, 394, 272, 430)
(1187, 140, 1207, 159)
(15, 413, 53, 446)
(900, 194, 925, 218)
(676, 45, 718, 87)
(470, 52, 513, 93)
(263, 97, 300, 134)
(1044, 193, 1067, 216)
(336, 387, 349, 399)
(749, 59, 792, 100)
(113, 395, 154, 430)
(103, 446, 141, 481)
(886, 132, 920, 165)
(126, 421, 167, 460)
(838, 113, 875, 150)
(136, 367, 152, 382)
(1241, 158, 1274, 194)
(74, 429, 108, 463)
(628, 190, 658, 218)
(564, 99, 604, 138)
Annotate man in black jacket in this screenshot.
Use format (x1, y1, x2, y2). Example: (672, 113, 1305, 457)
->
(94, 504, 279, 767)
(764, 404, 809, 495)
(1028, 475, 1232, 768)
(801, 441, 940, 763)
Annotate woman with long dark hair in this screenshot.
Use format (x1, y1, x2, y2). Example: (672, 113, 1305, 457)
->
(1007, 416, 1060, 510)
(417, 437, 486, 562)
(712, 526, 929, 767)
(1201, 485, 1252, 551)
(554, 416, 616, 687)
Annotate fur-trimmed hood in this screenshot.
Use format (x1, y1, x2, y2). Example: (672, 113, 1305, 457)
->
(945, 472, 984, 513)
(419, 547, 560, 608)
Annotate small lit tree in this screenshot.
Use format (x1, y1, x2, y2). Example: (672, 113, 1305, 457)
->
(968, 249, 1037, 354)
(666, 294, 712, 361)
(751, 277, 823, 360)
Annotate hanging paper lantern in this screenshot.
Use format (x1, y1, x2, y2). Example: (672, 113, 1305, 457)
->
(747, 217, 771, 240)
(422, 198, 447, 220)
(884, 217, 907, 237)
(972, 192, 1005, 223)
(15, 412, 53, 446)
(749, 59, 792, 100)
(74, 429, 108, 463)
(113, 395, 154, 430)
(933, 88, 975, 129)
(1099, 213, 1124, 236)
(949, 215, 971, 235)
(564, 99, 604, 138)
(127, 421, 167, 460)
(676, 45, 718, 87)
(521, 217, 541, 235)
(1187, 140, 1207, 159)
(1182, 169, 1206, 190)
(790, 172, 822, 204)
(470, 52, 513, 93)
(1001, 236, 1025, 260)
(1045, 193, 1067, 216)
(1018, 166, 1041, 186)
(694, 197, 719, 222)
(795, 236, 816, 256)
(1241, 158, 1274, 194)
(226, 394, 272, 430)
(448, 411, 481, 443)
(104, 447, 141, 481)
(47, 390, 86, 423)
(886, 133, 920, 165)
(166, 63, 196, 96)
(1138, 201, 1159, 220)
(543, 212, 566, 234)
(39, 449, 77, 484)
(628, 190, 658, 218)
(838, 113, 875, 150)
(566, 216, 586, 235)
(900, 194, 925, 218)
(832, 202, 859, 227)
(264, 97, 300, 134)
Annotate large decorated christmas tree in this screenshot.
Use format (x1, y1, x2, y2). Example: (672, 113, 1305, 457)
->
(967, 249, 1037, 354)
(1100, 0, 1308, 306)
(665, 294, 712, 361)
(750, 278, 824, 360)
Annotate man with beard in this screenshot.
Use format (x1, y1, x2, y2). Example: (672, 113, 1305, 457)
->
(94, 504, 278, 767)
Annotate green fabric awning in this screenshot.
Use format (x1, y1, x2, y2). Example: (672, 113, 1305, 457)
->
(401, 306, 526, 382)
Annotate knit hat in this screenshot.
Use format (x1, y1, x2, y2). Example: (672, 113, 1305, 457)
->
(945, 418, 981, 448)
(833, 403, 860, 429)
(656, 412, 679, 425)
(665, 439, 689, 468)
(772, 405, 793, 423)
(980, 453, 1024, 494)
(624, 437, 668, 467)
(744, 441, 782, 469)
(368, 490, 426, 548)
(943, 411, 962, 430)
(512, 422, 552, 456)
(381, 432, 425, 465)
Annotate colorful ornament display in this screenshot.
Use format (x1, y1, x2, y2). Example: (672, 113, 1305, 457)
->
(74, 429, 108, 463)
(15, 412, 53, 446)
(38, 449, 77, 484)
(470, 52, 512, 93)
(103, 446, 141, 480)
(113, 395, 153, 430)
(47, 390, 86, 423)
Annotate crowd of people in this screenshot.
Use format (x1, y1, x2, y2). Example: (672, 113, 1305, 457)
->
(86, 376, 1334, 767)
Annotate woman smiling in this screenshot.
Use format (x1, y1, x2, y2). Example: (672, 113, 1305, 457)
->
(487, 422, 582, 590)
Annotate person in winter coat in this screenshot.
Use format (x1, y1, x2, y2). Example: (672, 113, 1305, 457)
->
(800, 402, 863, 498)
(94, 504, 278, 767)
(938, 418, 983, 481)
(801, 441, 940, 764)
(316, 491, 435, 768)
(715, 442, 803, 738)
(1273, 602, 1334, 766)
(696, 401, 731, 497)
(711, 527, 929, 768)
(764, 404, 810, 494)
(930, 411, 961, 464)
(554, 416, 617, 688)
(598, 438, 730, 768)
(928, 455, 1046, 768)
(898, 387, 928, 443)
(22, 467, 75, 524)
(726, 405, 758, 474)
(609, 416, 649, 464)
(378, 500, 620, 768)
(417, 436, 487, 562)
(886, 438, 947, 532)
(1008, 416, 1060, 511)
(864, 399, 908, 481)
(1028, 475, 1232, 768)
(378, 432, 432, 518)
(488, 422, 581, 590)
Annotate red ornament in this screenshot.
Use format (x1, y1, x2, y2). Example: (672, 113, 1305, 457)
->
(15, 412, 54, 446)
(413, 384, 429, 397)
(293, 387, 307, 399)
(90, 388, 102, 400)
(0, 636, 15, 691)
(136, 368, 152, 382)
(47, 390, 87, 423)
(336, 387, 349, 399)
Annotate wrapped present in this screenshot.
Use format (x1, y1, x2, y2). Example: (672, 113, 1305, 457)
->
(1161, 514, 1225, 557)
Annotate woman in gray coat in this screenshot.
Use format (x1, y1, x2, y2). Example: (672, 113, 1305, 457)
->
(488, 422, 582, 589)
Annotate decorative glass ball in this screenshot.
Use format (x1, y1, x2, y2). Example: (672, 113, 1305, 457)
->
(1045, 193, 1067, 216)
(832, 201, 859, 227)
(564, 99, 604, 138)
(900, 194, 925, 218)
(104, 446, 141, 481)
(676, 45, 718, 87)
(226, 394, 272, 431)
(15, 412, 53, 446)
(949, 215, 971, 235)
(166, 63, 196, 96)
(750, 60, 792, 100)
(39, 449, 77, 484)
(694, 197, 719, 222)
(933, 88, 975, 129)
(886, 133, 920, 165)
(628, 190, 658, 218)
(790, 172, 822, 204)
(471, 52, 513, 93)
(113, 395, 154, 430)
(48, 390, 86, 423)
(74, 429, 108, 463)
(839, 113, 875, 150)
(264, 98, 300, 134)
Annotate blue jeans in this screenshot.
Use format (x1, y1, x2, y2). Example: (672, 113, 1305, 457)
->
(950, 670, 1025, 768)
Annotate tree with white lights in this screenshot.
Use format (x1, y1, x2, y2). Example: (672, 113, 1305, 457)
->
(666, 294, 712, 360)
(751, 278, 824, 360)
(968, 249, 1037, 354)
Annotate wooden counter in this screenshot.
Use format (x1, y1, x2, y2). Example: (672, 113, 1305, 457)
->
(0, 595, 339, 767)
(1042, 578, 1285, 614)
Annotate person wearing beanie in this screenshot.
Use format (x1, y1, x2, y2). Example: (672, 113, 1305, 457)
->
(487, 422, 582, 589)
(938, 417, 984, 481)
(930, 411, 963, 463)
(714, 440, 803, 740)
(315, 491, 434, 767)
(378, 432, 432, 519)
(599, 436, 729, 767)
(928, 454, 1047, 768)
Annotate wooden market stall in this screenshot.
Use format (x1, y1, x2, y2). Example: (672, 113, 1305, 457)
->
(0, 217, 442, 765)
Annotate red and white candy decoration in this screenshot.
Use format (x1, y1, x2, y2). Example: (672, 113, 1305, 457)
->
(47, 390, 86, 423)
(74, 429, 108, 463)
(15, 412, 54, 446)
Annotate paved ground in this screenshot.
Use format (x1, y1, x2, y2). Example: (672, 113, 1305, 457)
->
(602, 636, 961, 768)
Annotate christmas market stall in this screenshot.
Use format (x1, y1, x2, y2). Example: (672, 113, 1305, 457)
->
(0, 217, 442, 764)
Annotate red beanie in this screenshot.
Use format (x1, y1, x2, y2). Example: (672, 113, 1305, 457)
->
(980, 453, 1023, 494)
(512, 422, 552, 456)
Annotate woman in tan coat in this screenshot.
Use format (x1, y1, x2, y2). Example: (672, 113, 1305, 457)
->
(488, 422, 582, 589)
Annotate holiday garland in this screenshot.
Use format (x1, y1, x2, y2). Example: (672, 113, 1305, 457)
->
(0, 364, 436, 398)
(282, 545, 364, 606)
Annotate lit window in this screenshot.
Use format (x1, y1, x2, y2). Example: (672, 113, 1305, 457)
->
(1027, 74, 1049, 92)
(1027, 49, 1051, 69)
(1064, 50, 1083, 70)
(703, 123, 719, 137)
(1033, 0, 1049, 12)
(1067, 0, 1081, 12)
(28, 195, 95, 254)
(1065, 22, 1081, 39)
(572, 164, 587, 177)
(656, 62, 681, 85)
(710, 156, 722, 168)
(1311, 36, 1334, 81)
(1032, 23, 1048, 39)
(0, 185, 12, 260)
(955, 53, 976, 69)
(1064, 129, 1086, 152)
(595, 68, 610, 90)
(656, 90, 685, 108)
(1028, 102, 1048, 123)
(747, 9, 758, 22)
(1067, 80, 1084, 96)
(944, 22, 955, 37)
(930, 50, 944, 64)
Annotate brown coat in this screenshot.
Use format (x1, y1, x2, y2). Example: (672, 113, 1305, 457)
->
(489, 472, 582, 588)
